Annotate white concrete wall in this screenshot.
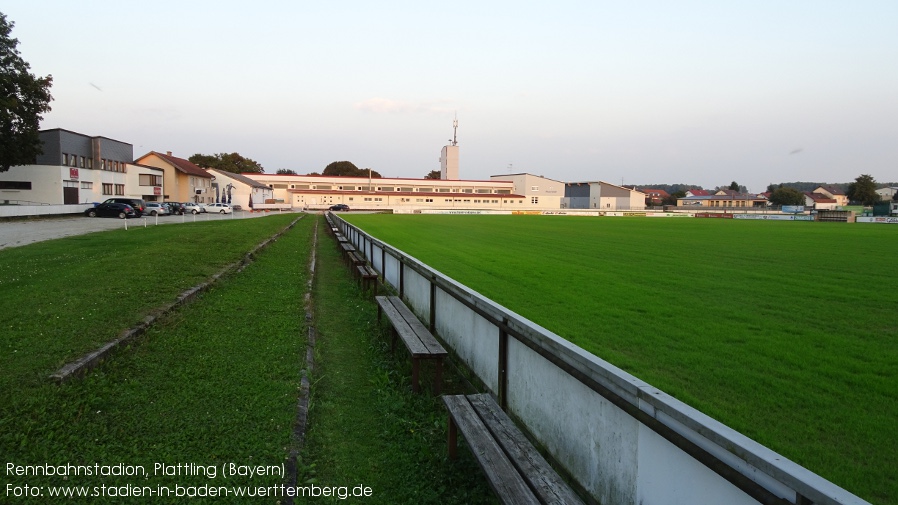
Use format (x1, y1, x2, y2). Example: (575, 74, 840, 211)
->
(336, 214, 870, 505)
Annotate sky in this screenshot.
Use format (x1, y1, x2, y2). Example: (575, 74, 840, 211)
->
(4, 1, 897, 193)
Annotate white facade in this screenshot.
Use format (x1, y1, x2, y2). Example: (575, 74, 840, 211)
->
(875, 187, 897, 201)
(244, 173, 533, 210)
(0, 163, 162, 205)
(489, 173, 565, 209)
(205, 169, 273, 209)
(440, 145, 459, 180)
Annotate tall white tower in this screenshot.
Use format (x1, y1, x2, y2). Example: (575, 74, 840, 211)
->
(440, 118, 459, 180)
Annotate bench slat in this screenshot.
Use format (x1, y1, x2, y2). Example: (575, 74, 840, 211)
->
(443, 396, 541, 505)
(375, 296, 430, 356)
(468, 394, 585, 505)
(388, 297, 447, 356)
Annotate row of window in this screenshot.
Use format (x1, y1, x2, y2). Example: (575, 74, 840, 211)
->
(102, 183, 126, 196)
(61, 153, 127, 173)
(286, 183, 509, 194)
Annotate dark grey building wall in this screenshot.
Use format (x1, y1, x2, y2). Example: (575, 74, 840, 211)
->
(565, 183, 591, 198)
(36, 129, 133, 166)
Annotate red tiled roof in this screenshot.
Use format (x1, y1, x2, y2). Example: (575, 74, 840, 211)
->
(137, 151, 211, 178)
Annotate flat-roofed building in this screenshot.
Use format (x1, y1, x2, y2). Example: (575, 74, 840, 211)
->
(244, 173, 530, 210)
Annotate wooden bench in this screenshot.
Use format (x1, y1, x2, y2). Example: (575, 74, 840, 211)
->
(357, 264, 379, 296)
(375, 296, 447, 393)
(339, 242, 356, 262)
(346, 250, 366, 267)
(443, 394, 585, 505)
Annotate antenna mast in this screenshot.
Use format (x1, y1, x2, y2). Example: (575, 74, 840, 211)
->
(451, 115, 458, 146)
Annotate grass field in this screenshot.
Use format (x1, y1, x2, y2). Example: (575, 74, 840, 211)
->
(0, 215, 307, 503)
(342, 214, 897, 505)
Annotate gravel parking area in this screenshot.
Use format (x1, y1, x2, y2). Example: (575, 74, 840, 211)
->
(0, 211, 299, 250)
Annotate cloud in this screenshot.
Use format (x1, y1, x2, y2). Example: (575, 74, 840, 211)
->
(354, 97, 456, 115)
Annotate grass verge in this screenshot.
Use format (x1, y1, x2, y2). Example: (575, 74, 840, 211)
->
(301, 215, 496, 504)
(1, 214, 309, 503)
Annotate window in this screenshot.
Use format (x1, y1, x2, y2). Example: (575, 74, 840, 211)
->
(114, 184, 125, 195)
(79, 156, 85, 168)
(426, 198, 433, 203)
(462, 189, 473, 193)
(62, 154, 69, 165)
(316, 185, 332, 190)
(102, 183, 113, 195)
(497, 189, 511, 194)
(0, 181, 32, 190)
(476, 189, 491, 193)
(81, 182, 93, 189)
(532, 197, 539, 204)
(342, 186, 355, 191)
(139, 174, 162, 186)
(101, 159, 107, 170)
(63, 180, 78, 188)
(531, 186, 540, 191)
(438, 188, 450, 193)
(87, 158, 93, 169)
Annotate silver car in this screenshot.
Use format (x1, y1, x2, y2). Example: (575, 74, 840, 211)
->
(183, 202, 204, 214)
(145, 202, 170, 216)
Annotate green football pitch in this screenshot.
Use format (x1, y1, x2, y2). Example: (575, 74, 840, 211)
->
(343, 214, 897, 505)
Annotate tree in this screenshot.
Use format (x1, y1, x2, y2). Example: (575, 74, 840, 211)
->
(276, 168, 297, 175)
(188, 152, 264, 173)
(846, 174, 879, 206)
(424, 170, 441, 180)
(323, 160, 381, 178)
(768, 187, 806, 206)
(1, 12, 53, 172)
(728, 181, 740, 191)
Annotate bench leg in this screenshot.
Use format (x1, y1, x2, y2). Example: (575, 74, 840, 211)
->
(372, 278, 378, 297)
(390, 328, 397, 354)
(447, 415, 458, 460)
(411, 358, 420, 393)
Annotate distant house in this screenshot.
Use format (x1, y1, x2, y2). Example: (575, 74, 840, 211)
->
(204, 168, 273, 208)
(685, 189, 711, 197)
(714, 189, 740, 197)
(804, 192, 838, 210)
(640, 188, 670, 205)
(812, 186, 848, 207)
(134, 151, 214, 204)
(875, 187, 897, 201)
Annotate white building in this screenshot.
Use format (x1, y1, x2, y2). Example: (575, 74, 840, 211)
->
(205, 168, 274, 209)
(0, 129, 163, 205)
(244, 173, 532, 211)
(563, 181, 646, 210)
(489, 173, 565, 209)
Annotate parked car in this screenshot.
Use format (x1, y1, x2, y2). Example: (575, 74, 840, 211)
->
(145, 202, 170, 216)
(102, 198, 146, 217)
(85, 202, 136, 219)
(165, 202, 186, 215)
(329, 204, 350, 211)
(204, 203, 233, 214)
(182, 202, 204, 214)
